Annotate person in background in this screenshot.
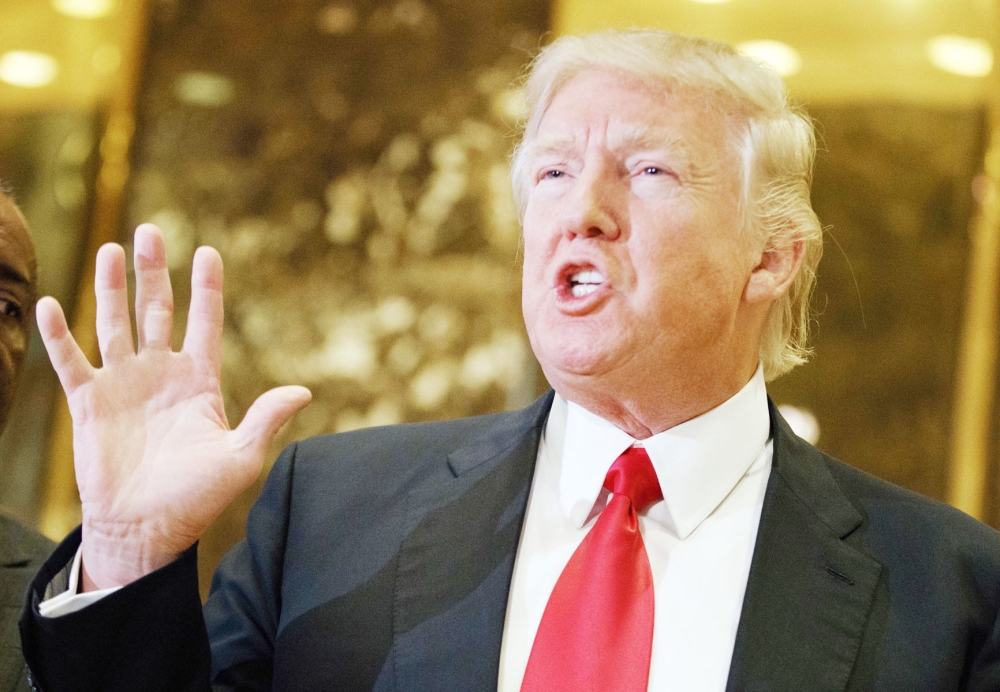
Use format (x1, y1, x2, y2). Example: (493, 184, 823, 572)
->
(0, 189, 55, 692)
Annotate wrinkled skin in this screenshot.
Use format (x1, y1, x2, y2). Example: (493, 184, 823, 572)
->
(520, 72, 804, 438)
(0, 195, 37, 433)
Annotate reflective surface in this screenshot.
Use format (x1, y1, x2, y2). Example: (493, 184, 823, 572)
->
(115, 0, 549, 592)
(0, 0, 144, 528)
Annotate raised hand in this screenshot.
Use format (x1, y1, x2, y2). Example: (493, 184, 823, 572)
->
(37, 224, 311, 591)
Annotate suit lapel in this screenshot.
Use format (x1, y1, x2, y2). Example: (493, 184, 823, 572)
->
(0, 561, 25, 692)
(725, 402, 883, 692)
(391, 392, 553, 692)
(0, 517, 42, 692)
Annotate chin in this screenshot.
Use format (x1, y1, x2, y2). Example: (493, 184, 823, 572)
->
(534, 337, 615, 383)
(526, 308, 633, 382)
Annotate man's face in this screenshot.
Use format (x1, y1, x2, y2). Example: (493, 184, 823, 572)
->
(0, 198, 36, 431)
(520, 71, 757, 401)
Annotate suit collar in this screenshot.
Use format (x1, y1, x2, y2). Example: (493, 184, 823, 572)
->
(0, 516, 50, 692)
(726, 400, 882, 692)
(392, 392, 552, 690)
(548, 367, 770, 538)
(0, 514, 41, 568)
(445, 392, 554, 477)
(766, 402, 864, 539)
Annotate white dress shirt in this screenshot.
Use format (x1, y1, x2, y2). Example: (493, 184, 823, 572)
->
(498, 367, 773, 692)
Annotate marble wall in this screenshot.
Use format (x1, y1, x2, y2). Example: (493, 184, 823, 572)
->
(122, 0, 549, 593)
(770, 105, 985, 505)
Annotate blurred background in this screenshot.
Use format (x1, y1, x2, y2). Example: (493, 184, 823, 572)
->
(0, 0, 997, 596)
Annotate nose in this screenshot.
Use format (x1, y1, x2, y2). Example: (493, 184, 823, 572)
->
(560, 167, 621, 241)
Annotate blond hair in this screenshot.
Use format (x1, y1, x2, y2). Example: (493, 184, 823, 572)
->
(511, 30, 823, 380)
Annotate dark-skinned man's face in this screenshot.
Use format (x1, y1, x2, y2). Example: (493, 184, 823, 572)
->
(0, 195, 37, 433)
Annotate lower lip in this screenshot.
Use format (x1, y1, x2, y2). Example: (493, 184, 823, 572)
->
(554, 282, 611, 313)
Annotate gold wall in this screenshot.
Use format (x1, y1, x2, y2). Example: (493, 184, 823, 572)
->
(0, 0, 997, 595)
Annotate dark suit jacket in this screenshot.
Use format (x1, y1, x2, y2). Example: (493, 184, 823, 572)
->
(0, 516, 52, 692)
(19, 394, 1000, 691)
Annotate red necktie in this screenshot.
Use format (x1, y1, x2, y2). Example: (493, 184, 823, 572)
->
(520, 446, 663, 692)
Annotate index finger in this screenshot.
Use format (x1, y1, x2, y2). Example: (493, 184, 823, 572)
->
(181, 246, 224, 375)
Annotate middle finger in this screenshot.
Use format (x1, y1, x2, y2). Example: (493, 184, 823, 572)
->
(133, 224, 175, 351)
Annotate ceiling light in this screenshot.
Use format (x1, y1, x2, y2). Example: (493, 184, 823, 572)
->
(316, 5, 358, 35)
(174, 72, 235, 107)
(0, 51, 59, 88)
(925, 35, 993, 77)
(52, 0, 117, 18)
(736, 40, 802, 77)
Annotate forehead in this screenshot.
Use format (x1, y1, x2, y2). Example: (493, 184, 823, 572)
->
(0, 197, 37, 288)
(530, 71, 737, 159)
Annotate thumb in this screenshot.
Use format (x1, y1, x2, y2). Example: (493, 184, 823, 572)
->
(232, 385, 312, 465)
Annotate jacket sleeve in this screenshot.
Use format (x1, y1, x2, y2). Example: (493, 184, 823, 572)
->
(18, 443, 300, 692)
(18, 528, 210, 692)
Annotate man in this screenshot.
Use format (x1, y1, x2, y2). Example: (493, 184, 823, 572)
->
(0, 190, 56, 692)
(19, 30, 1000, 691)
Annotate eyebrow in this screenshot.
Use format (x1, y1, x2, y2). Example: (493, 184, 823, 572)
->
(0, 263, 33, 293)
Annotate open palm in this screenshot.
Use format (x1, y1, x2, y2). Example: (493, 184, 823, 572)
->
(37, 224, 311, 590)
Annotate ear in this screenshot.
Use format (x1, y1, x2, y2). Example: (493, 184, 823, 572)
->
(743, 238, 805, 304)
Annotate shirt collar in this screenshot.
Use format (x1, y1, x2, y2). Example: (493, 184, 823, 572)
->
(542, 366, 770, 540)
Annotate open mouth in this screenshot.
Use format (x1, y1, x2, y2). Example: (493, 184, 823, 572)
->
(568, 269, 606, 297)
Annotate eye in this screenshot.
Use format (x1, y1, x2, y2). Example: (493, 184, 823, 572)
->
(0, 298, 22, 320)
(642, 166, 665, 175)
(542, 169, 565, 180)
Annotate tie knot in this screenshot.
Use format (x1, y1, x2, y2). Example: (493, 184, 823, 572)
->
(603, 446, 663, 513)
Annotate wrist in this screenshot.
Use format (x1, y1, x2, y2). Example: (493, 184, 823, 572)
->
(80, 519, 186, 590)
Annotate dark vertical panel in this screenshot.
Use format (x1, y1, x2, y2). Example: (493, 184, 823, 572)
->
(769, 105, 986, 504)
(987, 312, 1000, 529)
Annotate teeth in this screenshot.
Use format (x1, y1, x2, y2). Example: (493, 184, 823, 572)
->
(569, 270, 605, 285)
(566, 269, 605, 298)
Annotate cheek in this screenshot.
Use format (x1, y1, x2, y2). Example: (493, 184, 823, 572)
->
(631, 230, 743, 317)
(520, 215, 553, 285)
(0, 325, 28, 368)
